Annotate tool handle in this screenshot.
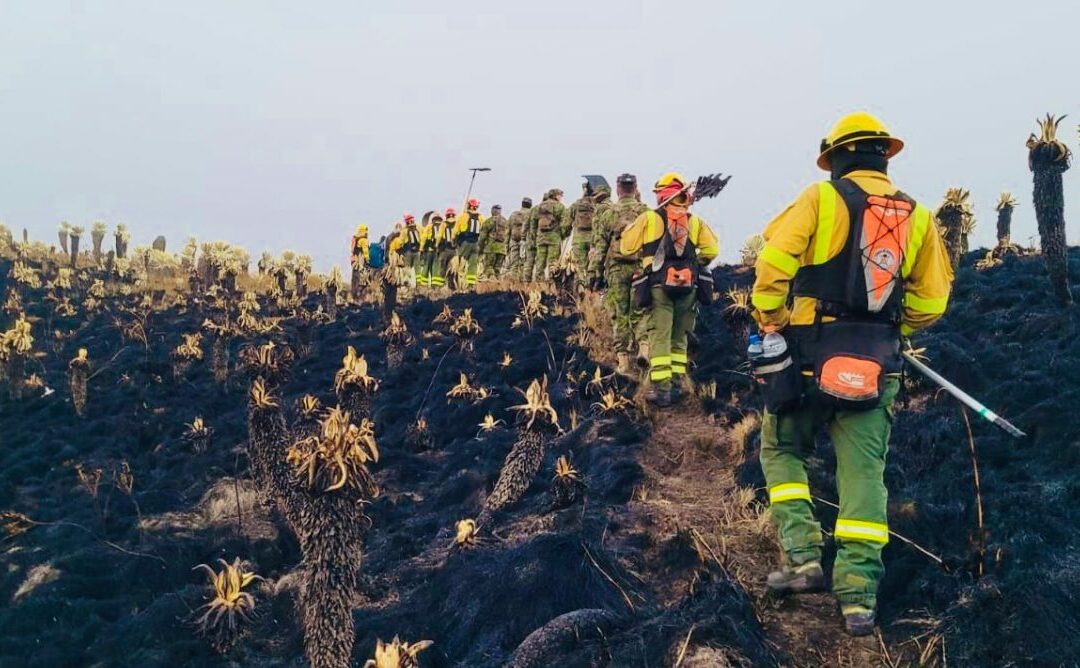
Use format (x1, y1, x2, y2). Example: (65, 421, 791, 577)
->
(902, 351, 1026, 439)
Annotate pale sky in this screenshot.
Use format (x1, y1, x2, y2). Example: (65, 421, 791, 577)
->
(2, 1, 1079, 271)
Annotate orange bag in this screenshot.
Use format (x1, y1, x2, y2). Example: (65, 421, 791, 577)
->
(860, 195, 913, 314)
(817, 354, 882, 408)
(664, 266, 694, 288)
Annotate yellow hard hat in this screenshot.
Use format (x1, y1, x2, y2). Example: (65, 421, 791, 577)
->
(653, 172, 688, 191)
(356, 224, 368, 235)
(817, 112, 904, 170)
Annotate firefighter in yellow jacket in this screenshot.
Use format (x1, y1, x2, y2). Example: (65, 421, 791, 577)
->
(752, 112, 953, 636)
(417, 212, 438, 287)
(430, 209, 456, 289)
(389, 213, 423, 287)
(350, 224, 370, 267)
(619, 172, 719, 407)
(454, 198, 485, 287)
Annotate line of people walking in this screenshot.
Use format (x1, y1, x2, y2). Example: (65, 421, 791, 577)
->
(347, 111, 957, 639)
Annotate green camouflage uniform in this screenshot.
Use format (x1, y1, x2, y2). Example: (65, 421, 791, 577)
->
(523, 214, 538, 281)
(477, 212, 510, 279)
(529, 194, 568, 281)
(588, 188, 612, 282)
(590, 195, 648, 354)
(507, 206, 530, 279)
(567, 192, 598, 283)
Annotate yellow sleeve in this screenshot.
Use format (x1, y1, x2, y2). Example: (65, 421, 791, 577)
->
(693, 216, 719, 262)
(618, 212, 651, 257)
(360, 239, 370, 261)
(751, 184, 820, 328)
(901, 211, 954, 336)
(389, 235, 402, 253)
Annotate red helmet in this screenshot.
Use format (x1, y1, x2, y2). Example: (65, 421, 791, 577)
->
(467, 198, 479, 209)
(404, 212, 414, 223)
(444, 207, 456, 217)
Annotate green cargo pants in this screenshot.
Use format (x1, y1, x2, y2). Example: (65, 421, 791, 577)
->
(533, 231, 562, 281)
(507, 239, 523, 279)
(403, 251, 421, 286)
(647, 285, 696, 392)
(606, 262, 642, 355)
(572, 235, 591, 285)
(760, 376, 899, 609)
(431, 249, 454, 288)
(419, 251, 435, 287)
(457, 240, 479, 287)
(523, 238, 537, 282)
(482, 253, 505, 280)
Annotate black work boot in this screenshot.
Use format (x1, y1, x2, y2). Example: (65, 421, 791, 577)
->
(644, 387, 672, 408)
(766, 561, 825, 596)
(841, 604, 876, 637)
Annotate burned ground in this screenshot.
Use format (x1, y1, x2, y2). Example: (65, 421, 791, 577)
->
(2, 250, 1079, 666)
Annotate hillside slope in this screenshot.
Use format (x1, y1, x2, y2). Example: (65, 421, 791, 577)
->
(1, 250, 1078, 666)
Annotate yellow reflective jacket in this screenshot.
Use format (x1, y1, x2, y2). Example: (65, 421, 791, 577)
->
(351, 235, 370, 262)
(390, 224, 422, 253)
(618, 209, 720, 268)
(752, 170, 953, 336)
(455, 208, 486, 239)
(419, 222, 435, 251)
(432, 219, 456, 248)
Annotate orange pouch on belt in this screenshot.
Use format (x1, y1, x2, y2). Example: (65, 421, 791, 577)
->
(817, 355, 882, 407)
(664, 266, 694, 287)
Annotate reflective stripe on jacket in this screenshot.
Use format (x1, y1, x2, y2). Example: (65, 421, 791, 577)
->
(752, 170, 953, 335)
(618, 209, 720, 269)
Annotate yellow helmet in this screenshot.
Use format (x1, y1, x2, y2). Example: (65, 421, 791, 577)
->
(653, 172, 688, 191)
(356, 224, 368, 236)
(817, 112, 904, 170)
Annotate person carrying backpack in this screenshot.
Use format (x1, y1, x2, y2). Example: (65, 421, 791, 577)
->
(619, 172, 719, 406)
(589, 173, 648, 376)
(477, 204, 510, 280)
(528, 189, 568, 281)
(368, 236, 385, 270)
(751, 112, 953, 636)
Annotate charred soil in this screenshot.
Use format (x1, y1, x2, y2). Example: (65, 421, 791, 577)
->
(1, 250, 1079, 666)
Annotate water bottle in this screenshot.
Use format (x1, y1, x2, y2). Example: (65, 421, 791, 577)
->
(762, 332, 788, 360)
(747, 334, 763, 360)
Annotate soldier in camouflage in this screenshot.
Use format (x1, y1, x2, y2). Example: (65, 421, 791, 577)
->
(477, 204, 510, 280)
(590, 184, 612, 267)
(528, 188, 568, 281)
(567, 182, 600, 288)
(506, 197, 532, 279)
(589, 174, 649, 376)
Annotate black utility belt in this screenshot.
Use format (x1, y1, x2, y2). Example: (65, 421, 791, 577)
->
(755, 320, 901, 413)
(458, 234, 479, 243)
